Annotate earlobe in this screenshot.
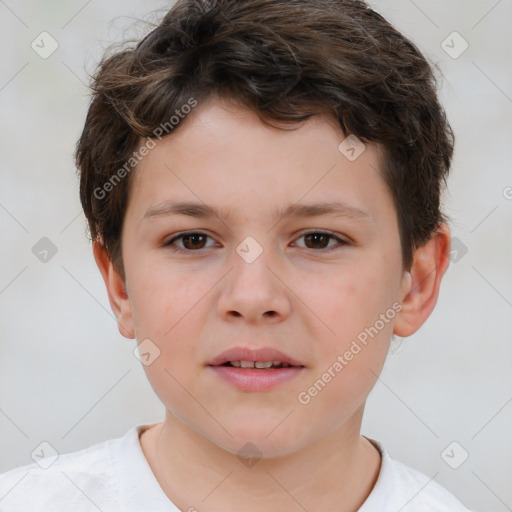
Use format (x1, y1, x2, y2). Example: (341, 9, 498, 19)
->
(393, 224, 451, 337)
(92, 240, 135, 339)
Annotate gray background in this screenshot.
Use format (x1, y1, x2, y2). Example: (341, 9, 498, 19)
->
(1, 1, 511, 511)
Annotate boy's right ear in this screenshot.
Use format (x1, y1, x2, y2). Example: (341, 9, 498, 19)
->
(92, 240, 135, 339)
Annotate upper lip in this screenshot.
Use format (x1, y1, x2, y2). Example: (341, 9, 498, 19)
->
(208, 347, 305, 367)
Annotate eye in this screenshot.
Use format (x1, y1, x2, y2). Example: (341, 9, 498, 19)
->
(164, 232, 216, 251)
(163, 230, 349, 253)
(294, 231, 349, 251)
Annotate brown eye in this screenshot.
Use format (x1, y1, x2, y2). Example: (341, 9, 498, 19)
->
(165, 232, 215, 251)
(296, 231, 348, 251)
(304, 233, 331, 249)
(181, 233, 208, 250)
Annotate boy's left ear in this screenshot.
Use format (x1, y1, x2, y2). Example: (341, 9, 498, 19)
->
(393, 223, 451, 337)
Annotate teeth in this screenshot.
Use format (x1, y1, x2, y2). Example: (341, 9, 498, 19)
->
(228, 360, 288, 369)
(255, 361, 273, 369)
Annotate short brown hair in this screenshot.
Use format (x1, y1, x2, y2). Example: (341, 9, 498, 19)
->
(76, 0, 454, 277)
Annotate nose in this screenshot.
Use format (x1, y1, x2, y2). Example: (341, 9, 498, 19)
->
(216, 244, 292, 325)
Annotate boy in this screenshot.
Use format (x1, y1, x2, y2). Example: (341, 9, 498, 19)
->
(0, 0, 473, 510)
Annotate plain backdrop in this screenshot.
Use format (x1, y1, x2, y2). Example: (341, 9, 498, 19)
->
(1, 1, 511, 511)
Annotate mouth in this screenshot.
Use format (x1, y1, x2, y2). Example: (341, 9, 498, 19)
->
(207, 346, 305, 368)
(207, 347, 306, 391)
(217, 360, 299, 369)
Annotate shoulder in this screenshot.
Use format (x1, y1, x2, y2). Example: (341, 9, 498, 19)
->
(388, 456, 472, 511)
(0, 428, 131, 512)
(360, 438, 473, 512)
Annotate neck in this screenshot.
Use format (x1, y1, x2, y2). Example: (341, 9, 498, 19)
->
(140, 407, 381, 512)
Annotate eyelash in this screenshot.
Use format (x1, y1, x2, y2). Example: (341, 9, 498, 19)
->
(163, 231, 349, 253)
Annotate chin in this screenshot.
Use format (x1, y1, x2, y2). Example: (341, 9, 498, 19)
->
(207, 418, 312, 459)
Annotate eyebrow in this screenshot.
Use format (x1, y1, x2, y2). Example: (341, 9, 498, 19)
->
(143, 200, 371, 223)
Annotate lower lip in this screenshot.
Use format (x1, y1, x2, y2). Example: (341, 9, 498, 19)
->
(209, 365, 304, 392)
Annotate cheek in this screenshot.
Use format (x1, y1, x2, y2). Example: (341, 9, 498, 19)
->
(298, 261, 393, 346)
(299, 259, 396, 406)
(128, 260, 220, 396)
(128, 256, 206, 337)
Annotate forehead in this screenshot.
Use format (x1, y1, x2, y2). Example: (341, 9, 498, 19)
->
(126, 97, 396, 229)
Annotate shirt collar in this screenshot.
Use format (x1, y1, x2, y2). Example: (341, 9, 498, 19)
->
(114, 423, 179, 511)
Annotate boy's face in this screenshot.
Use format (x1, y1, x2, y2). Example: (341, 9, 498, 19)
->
(114, 97, 413, 456)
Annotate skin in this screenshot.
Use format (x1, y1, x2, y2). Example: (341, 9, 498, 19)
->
(94, 95, 451, 512)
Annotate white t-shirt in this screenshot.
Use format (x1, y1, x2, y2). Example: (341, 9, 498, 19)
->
(0, 423, 472, 511)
